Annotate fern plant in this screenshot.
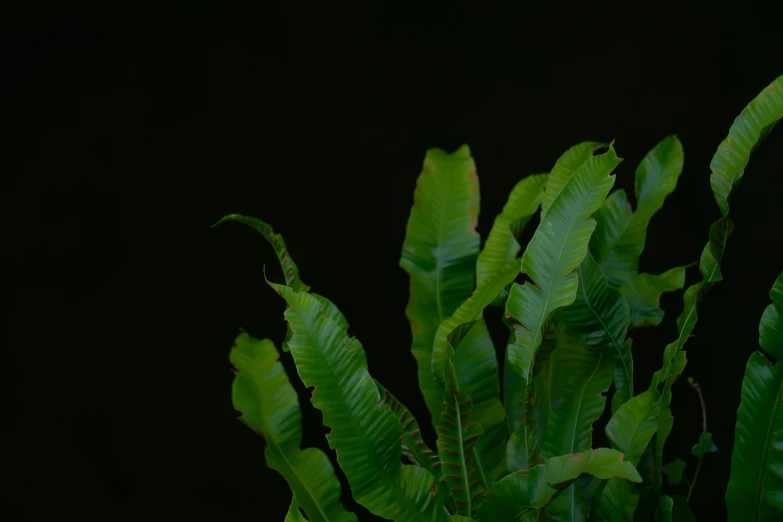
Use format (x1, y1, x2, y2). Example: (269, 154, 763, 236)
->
(216, 74, 783, 522)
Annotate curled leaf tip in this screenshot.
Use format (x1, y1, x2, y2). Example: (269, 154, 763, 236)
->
(210, 213, 242, 228)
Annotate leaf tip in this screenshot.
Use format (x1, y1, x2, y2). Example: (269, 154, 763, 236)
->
(210, 213, 241, 229)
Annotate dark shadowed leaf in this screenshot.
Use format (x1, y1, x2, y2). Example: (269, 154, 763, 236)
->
(661, 459, 686, 486)
(726, 270, 783, 521)
(437, 391, 485, 517)
(691, 432, 718, 458)
(478, 449, 641, 522)
(653, 74, 783, 492)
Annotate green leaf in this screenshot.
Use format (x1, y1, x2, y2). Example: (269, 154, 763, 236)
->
(620, 266, 689, 329)
(213, 214, 310, 292)
(656, 495, 674, 522)
(589, 477, 639, 522)
(710, 77, 783, 217)
(670, 495, 697, 522)
(591, 136, 684, 288)
(229, 334, 357, 522)
(661, 459, 686, 486)
(376, 381, 440, 477)
(653, 74, 783, 492)
(506, 145, 620, 467)
(541, 141, 608, 217)
(285, 498, 308, 522)
(540, 329, 616, 522)
(590, 189, 633, 278)
(507, 330, 557, 471)
(591, 389, 662, 522)
(605, 388, 661, 465)
(214, 214, 311, 351)
(726, 270, 783, 522)
(477, 449, 642, 522)
(451, 517, 475, 522)
(437, 391, 485, 517)
(268, 283, 443, 522)
(476, 173, 547, 289)
(557, 251, 634, 413)
(453, 321, 508, 482)
(691, 432, 718, 458)
(430, 262, 520, 482)
(400, 145, 482, 425)
(432, 261, 521, 387)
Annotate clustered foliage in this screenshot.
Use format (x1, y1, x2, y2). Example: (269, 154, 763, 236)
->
(217, 75, 783, 522)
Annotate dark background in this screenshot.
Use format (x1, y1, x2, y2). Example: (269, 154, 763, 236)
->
(3, 1, 782, 520)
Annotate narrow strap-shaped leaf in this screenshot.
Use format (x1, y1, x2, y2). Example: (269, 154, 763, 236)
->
(213, 214, 311, 351)
(476, 173, 547, 288)
(213, 214, 310, 292)
(268, 282, 443, 522)
(477, 449, 642, 522)
(591, 136, 684, 287)
(541, 141, 608, 217)
(506, 146, 620, 467)
(230, 334, 357, 522)
(437, 391, 485, 517)
(651, 74, 783, 491)
(400, 145, 482, 424)
(726, 271, 783, 522)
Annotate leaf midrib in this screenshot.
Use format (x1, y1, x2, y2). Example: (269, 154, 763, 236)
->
(434, 173, 453, 324)
(577, 263, 632, 397)
(454, 397, 472, 515)
(531, 178, 603, 377)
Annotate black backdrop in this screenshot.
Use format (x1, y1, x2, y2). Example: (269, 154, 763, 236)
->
(4, 1, 783, 521)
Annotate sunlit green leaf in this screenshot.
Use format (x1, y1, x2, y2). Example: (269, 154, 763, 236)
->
(268, 282, 444, 522)
(506, 145, 619, 467)
(230, 334, 357, 522)
(400, 145, 482, 424)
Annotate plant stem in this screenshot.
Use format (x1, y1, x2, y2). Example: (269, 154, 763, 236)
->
(686, 378, 707, 504)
